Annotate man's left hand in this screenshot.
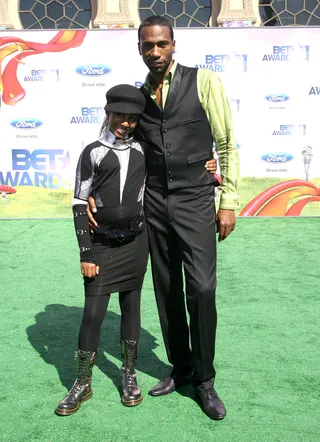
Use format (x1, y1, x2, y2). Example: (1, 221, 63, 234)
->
(216, 209, 236, 242)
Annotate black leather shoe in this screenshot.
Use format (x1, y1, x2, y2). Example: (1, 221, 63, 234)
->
(195, 379, 226, 420)
(149, 367, 193, 396)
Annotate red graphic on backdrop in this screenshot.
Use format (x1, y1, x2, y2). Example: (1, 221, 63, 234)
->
(0, 30, 86, 106)
(0, 184, 16, 202)
(239, 180, 320, 216)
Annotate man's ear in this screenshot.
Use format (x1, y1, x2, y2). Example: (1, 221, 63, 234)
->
(172, 40, 176, 53)
(138, 41, 142, 56)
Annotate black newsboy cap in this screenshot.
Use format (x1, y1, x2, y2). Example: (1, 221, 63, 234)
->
(104, 84, 146, 115)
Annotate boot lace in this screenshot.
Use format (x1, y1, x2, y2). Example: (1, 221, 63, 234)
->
(125, 371, 136, 389)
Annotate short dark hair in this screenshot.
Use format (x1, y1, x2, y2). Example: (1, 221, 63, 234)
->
(138, 15, 174, 41)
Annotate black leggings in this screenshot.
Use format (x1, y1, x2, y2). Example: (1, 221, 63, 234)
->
(78, 289, 141, 351)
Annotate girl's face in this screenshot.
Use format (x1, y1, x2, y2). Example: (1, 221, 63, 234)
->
(108, 112, 140, 139)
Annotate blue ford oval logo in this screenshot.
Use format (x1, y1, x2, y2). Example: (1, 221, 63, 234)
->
(265, 94, 290, 102)
(75, 64, 111, 76)
(261, 152, 294, 163)
(10, 118, 43, 129)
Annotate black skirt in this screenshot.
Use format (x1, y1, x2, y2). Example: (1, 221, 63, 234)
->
(84, 228, 148, 296)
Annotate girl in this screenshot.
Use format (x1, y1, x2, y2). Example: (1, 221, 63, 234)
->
(55, 84, 148, 415)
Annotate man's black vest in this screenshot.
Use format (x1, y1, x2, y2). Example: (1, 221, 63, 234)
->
(136, 63, 215, 190)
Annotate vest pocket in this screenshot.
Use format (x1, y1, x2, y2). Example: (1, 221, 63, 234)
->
(187, 149, 210, 165)
(183, 118, 203, 125)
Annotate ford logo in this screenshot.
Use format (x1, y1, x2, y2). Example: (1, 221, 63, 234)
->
(265, 94, 290, 102)
(10, 118, 43, 129)
(75, 64, 111, 76)
(261, 152, 294, 163)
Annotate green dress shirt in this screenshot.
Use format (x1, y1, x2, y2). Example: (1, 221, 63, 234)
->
(143, 61, 240, 210)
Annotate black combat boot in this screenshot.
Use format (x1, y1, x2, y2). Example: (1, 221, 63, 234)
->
(55, 349, 96, 416)
(120, 339, 143, 407)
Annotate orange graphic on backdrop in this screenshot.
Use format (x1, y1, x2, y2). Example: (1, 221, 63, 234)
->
(0, 30, 87, 106)
(239, 180, 320, 216)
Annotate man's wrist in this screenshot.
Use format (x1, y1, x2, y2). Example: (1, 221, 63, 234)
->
(219, 202, 238, 210)
(219, 194, 239, 211)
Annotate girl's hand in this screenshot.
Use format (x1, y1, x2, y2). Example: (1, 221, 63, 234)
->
(81, 262, 100, 278)
(205, 157, 217, 174)
(86, 197, 98, 233)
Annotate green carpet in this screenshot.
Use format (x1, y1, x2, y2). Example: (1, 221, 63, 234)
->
(1, 218, 319, 441)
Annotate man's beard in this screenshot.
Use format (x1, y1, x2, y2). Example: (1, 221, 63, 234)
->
(148, 59, 171, 75)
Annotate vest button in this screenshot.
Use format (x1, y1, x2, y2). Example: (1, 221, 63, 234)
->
(169, 179, 173, 183)
(163, 119, 167, 123)
(166, 144, 170, 148)
(166, 153, 170, 157)
(163, 128, 168, 133)
(168, 170, 172, 175)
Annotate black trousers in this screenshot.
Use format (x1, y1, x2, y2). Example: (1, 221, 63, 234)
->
(144, 185, 217, 383)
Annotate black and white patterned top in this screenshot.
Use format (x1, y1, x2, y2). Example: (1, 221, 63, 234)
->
(72, 131, 146, 263)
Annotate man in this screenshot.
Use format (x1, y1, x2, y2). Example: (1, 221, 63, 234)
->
(89, 15, 239, 420)
(135, 15, 239, 420)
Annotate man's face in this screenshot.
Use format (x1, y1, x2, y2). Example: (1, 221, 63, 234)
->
(138, 25, 175, 75)
(108, 112, 139, 139)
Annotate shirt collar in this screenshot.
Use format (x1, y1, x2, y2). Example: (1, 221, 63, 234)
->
(104, 130, 116, 145)
(144, 60, 177, 92)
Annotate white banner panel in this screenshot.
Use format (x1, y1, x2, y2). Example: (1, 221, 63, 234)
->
(0, 28, 319, 217)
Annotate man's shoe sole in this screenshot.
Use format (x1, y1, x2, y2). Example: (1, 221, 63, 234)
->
(148, 386, 175, 396)
(149, 377, 192, 396)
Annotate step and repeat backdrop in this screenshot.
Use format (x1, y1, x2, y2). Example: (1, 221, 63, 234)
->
(0, 27, 319, 218)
